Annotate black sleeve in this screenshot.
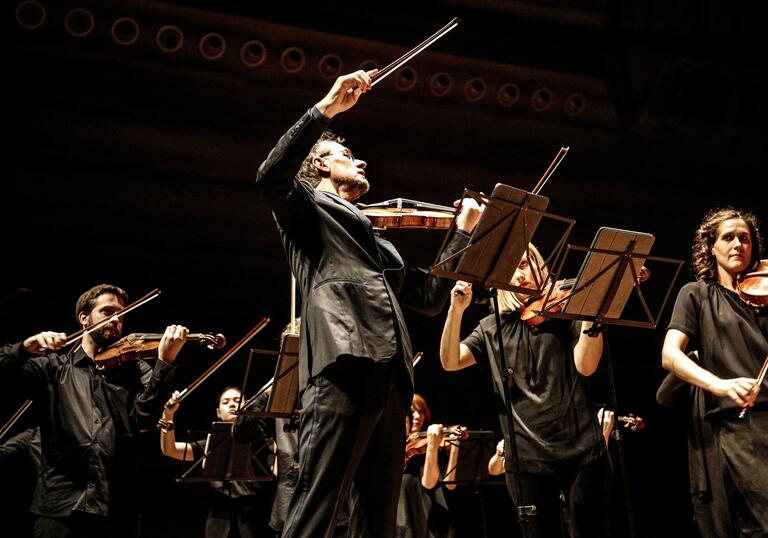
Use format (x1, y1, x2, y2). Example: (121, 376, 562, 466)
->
(667, 282, 701, 341)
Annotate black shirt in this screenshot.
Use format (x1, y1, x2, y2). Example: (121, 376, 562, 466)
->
(668, 280, 768, 416)
(0, 341, 174, 517)
(462, 313, 603, 474)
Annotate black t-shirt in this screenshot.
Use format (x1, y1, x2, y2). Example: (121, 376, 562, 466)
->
(462, 313, 603, 474)
(667, 280, 768, 416)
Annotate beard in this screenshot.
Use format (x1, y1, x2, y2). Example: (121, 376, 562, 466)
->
(89, 322, 122, 349)
(337, 176, 370, 201)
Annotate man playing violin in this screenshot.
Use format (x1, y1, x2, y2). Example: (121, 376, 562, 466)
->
(662, 207, 768, 536)
(440, 246, 612, 538)
(254, 70, 481, 538)
(0, 283, 188, 538)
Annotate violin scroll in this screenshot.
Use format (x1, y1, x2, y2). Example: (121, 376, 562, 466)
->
(200, 333, 227, 350)
(618, 413, 644, 432)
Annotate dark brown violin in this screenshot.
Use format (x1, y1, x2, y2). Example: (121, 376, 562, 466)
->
(520, 266, 650, 330)
(404, 425, 467, 464)
(738, 259, 768, 307)
(94, 332, 226, 371)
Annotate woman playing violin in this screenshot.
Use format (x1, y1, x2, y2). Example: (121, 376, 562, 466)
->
(662, 207, 768, 535)
(440, 246, 611, 538)
(397, 394, 459, 538)
(160, 386, 273, 538)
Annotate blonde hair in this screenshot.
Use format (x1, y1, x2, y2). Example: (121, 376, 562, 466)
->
(496, 244, 549, 313)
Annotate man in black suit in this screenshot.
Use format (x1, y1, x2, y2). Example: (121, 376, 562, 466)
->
(253, 69, 481, 537)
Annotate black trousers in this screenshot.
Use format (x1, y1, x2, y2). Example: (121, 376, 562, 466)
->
(504, 452, 612, 538)
(281, 358, 412, 538)
(717, 409, 768, 537)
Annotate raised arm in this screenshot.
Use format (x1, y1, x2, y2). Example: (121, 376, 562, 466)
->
(158, 391, 194, 462)
(573, 322, 603, 376)
(440, 281, 477, 371)
(421, 424, 445, 489)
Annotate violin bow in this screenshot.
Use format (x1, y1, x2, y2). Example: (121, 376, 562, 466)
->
(739, 354, 768, 419)
(0, 399, 33, 442)
(370, 17, 460, 87)
(61, 288, 161, 348)
(175, 317, 270, 403)
(531, 146, 569, 195)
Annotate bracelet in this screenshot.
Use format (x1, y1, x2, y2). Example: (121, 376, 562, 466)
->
(157, 418, 174, 432)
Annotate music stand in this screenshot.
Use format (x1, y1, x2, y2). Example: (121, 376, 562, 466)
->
(176, 421, 273, 483)
(540, 226, 685, 330)
(430, 183, 576, 536)
(430, 184, 575, 296)
(239, 331, 300, 419)
(440, 430, 500, 486)
(439, 431, 502, 538)
(531, 227, 683, 538)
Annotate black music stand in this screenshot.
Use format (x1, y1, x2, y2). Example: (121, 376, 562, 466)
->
(532, 227, 684, 538)
(440, 431, 502, 538)
(176, 421, 273, 484)
(239, 331, 300, 419)
(440, 430, 499, 486)
(430, 183, 576, 537)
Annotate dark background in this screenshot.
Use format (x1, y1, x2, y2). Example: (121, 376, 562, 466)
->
(4, 0, 767, 536)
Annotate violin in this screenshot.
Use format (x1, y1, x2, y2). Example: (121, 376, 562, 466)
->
(362, 208, 455, 230)
(358, 198, 455, 230)
(404, 425, 467, 464)
(520, 266, 650, 330)
(616, 413, 644, 432)
(737, 259, 768, 307)
(94, 332, 226, 371)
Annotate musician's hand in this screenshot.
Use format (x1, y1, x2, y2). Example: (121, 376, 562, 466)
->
(22, 331, 67, 355)
(164, 390, 182, 417)
(449, 281, 473, 312)
(597, 407, 615, 446)
(426, 424, 444, 449)
(454, 196, 483, 233)
(315, 69, 378, 119)
(708, 377, 758, 407)
(157, 325, 188, 364)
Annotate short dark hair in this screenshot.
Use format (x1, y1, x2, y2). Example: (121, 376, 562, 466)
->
(216, 386, 242, 405)
(75, 284, 128, 322)
(691, 207, 763, 281)
(298, 130, 346, 187)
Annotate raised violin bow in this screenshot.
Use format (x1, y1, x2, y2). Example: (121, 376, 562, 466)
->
(531, 147, 569, 195)
(174, 317, 270, 403)
(363, 17, 459, 88)
(61, 288, 161, 348)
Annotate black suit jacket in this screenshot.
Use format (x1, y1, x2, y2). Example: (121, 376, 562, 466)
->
(256, 107, 469, 389)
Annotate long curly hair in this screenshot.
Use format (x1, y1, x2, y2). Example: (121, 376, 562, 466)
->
(691, 207, 763, 282)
